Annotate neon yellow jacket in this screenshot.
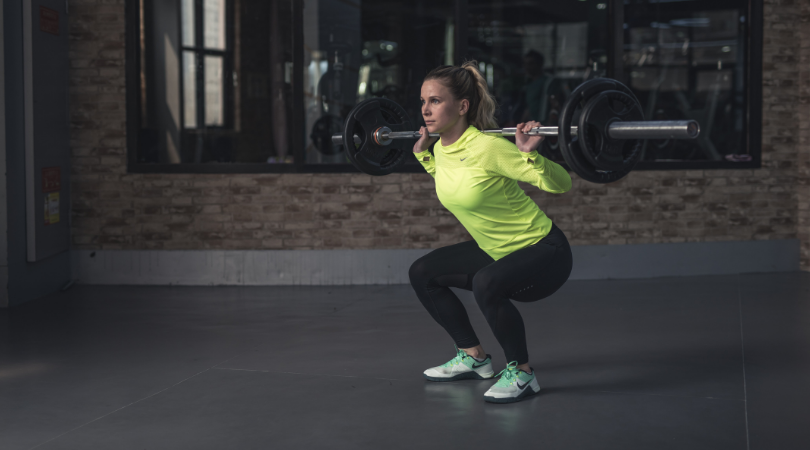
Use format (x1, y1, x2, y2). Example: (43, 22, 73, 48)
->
(414, 126, 571, 260)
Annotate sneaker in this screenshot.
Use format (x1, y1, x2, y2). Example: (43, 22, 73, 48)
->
(423, 348, 495, 382)
(483, 361, 540, 403)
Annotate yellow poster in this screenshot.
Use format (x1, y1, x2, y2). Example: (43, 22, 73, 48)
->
(44, 192, 60, 225)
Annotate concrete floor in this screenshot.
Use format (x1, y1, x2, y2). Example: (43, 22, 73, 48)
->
(1, 273, 808, 449)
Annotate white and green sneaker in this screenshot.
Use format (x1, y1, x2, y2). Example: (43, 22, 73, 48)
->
(423, 348, 495, 382)
(483, 361, 540, 403)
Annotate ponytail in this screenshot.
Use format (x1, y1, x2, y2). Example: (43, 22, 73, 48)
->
(460, 61, 498, 130)
(424, 61, 499, 130)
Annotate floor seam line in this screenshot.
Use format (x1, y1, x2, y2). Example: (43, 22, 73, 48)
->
(212, 368, 745, 401)
(27, 357, 235, 450)
(738, 275, 751, 450)
(574, 388, 745, 402)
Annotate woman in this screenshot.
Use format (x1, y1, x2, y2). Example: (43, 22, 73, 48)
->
(409, 62, 573, 404)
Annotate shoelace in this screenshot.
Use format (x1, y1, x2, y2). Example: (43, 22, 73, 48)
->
(494, 361, 520, 386)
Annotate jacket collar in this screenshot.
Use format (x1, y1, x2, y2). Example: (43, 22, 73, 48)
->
(437, 126, 480, 154)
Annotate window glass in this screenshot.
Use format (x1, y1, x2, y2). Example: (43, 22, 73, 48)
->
(182, 51, 197, 128)
(137, 0, 294, 164)
(303, 0, 455, 164)
(133, 0, 756, 171)
(181, 0, 195, 47)
(204, 0, 227, 50)
(204, 55, 225, 126)
(623, 1, 748, 162)
(466, 0, 610, 161)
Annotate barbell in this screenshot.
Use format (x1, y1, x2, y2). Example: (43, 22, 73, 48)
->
(331, 122, 699, 145)
(326, 78, 701, 183)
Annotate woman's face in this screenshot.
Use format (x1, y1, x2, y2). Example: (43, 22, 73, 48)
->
(420, 80, 468, 134)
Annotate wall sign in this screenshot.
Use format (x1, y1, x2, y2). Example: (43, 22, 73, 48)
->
(44, 193, 60, 225)
(42, 167, 61, 192)
(42, 167, 61, 225)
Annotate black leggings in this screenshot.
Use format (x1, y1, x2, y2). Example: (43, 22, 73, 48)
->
(408, 224, 573, 365)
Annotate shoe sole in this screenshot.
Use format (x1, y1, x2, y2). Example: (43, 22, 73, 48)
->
(423, 371, 494, 382)
(483, 387, 540, 404)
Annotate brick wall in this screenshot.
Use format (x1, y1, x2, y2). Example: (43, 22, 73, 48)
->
(798, 0, 810, 270)
(69, 0, 807, 269)
(761, 0, 802, 268)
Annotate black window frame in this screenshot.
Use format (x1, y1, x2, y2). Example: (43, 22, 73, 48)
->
(125, 0, 762, 174)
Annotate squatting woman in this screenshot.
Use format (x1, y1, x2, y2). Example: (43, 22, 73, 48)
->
(409, 61, 573, 404)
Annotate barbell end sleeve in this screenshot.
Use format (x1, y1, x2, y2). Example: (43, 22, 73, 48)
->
(687, 121, 701, 139)
(607, 121, 700, 140)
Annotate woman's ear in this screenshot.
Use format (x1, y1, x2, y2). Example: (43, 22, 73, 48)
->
(459, 99, 470, 116)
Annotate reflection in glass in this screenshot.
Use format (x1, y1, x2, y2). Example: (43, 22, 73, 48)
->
(555, 23, 590, 69)
(205, 55, 224, 126)
(141, 0, 299, 165)
(182, 51, 197, 128)
(623, 2, 747, 162)
(467, 0, 609, 161)
(204, 0, 227, 50)
(303, 0, 454, 164)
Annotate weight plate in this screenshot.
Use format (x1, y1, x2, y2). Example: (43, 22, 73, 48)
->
(342, 98, 413, 176)
(310, 114, 343, 155)
(578, 90, 644, 171)
(558, 78, 642, 184)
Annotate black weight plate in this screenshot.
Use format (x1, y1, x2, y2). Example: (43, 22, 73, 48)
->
(558, 78, 642, 184)
(342, 98, 413, 176)
(578, 90, 644, 171)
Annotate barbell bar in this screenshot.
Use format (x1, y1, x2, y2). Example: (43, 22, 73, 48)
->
(331, 120, 700, 147)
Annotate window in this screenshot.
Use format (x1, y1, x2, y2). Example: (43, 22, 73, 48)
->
(622, 0, 760, 167)
(127, 0, 761, 173)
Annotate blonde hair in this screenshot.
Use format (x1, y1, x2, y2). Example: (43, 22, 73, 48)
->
(424, 61, 498, 130)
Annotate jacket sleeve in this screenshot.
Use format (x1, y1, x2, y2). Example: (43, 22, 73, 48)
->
(482, 140, 571, 194)
(413, 150, 436, 178)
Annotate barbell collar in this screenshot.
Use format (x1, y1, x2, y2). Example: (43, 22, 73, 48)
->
(330, 120, 699, 146)
(373, 126, 393, 146)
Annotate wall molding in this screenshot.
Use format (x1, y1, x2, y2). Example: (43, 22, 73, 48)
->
(73, 239, 801, 286)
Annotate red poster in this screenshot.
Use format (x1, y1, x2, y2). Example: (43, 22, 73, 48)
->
(40, 6, 59, 36)
(42, 167, 61, 193)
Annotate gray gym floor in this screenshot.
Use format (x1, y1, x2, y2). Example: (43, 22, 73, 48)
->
(1, 273, 808, 449)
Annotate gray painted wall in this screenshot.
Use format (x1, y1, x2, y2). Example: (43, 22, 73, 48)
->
(3, 0, 71, 308)
(74, 239, 800, 286)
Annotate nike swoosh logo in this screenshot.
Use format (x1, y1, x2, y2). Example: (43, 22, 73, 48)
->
(515, 380, 530, 390)
(471, 361, 489, 369)
(460, 157, 468, 161)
